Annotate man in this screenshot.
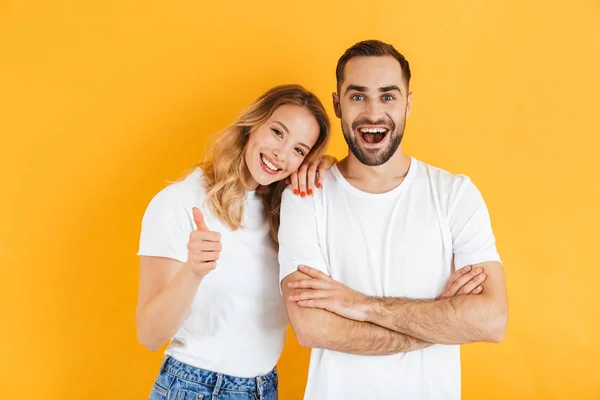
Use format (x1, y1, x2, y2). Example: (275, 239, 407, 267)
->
(278, 40, 508, 399)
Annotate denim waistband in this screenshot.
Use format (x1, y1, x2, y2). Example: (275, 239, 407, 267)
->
(160, 356, 277, 393)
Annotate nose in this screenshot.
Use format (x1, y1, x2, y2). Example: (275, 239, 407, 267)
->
(364, 100, 384, 121)
(272, 148, 285, 163)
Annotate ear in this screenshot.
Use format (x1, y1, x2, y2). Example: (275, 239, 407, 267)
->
(332, 92, 341, 118)
(406, 92, 413, 118)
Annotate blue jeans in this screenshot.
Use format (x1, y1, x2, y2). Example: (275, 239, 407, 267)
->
(149, 356, 278, 400)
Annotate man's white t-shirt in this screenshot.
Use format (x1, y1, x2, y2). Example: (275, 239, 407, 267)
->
(278, 158, 501, 400)
(138, 168, 289, 377)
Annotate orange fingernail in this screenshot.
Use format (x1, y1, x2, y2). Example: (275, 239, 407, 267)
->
(293, 189, 299, 195)
(300, 191, 306, 197)
(308, 189, 313, 195)
(317, 183, 322, 188)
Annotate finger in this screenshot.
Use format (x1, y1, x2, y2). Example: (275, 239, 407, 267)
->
(457, 265, 472, 276)
(446, 265, 472, 291)
(316, 167, 326, 189)
(296, 299, 330, 310)
(448, 267, 483, 295)
(306, 164, 318, 195)
(285, 177, 291, 185)
(298, 265, 333, 281)
(191, 261, 217, 276)
(297, 165, 308, 197)
(289, 290, 329, 302)
(188, 240, 222, 252)
(288, 278, 333, 290)
(203, 261, 217, 270)
(316, 155, 336, 188)
(289, 170, 299, 195)
(190, 230, 221, 243)
(471, 285, 484, 295)
(438, 267, 471, 299)
(458, 273, 486, 295)
(190, 251, 221, 262)
(192, 207, 209, 232)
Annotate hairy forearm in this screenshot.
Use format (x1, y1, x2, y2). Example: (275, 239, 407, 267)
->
(364, 295, 507, 345)
(290, 306, 431, 355)
(136, 263, 203, 351)
(282, 274, 432, 355)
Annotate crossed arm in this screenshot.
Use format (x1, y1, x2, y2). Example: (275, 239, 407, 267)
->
(287, 261, 507, 346)
(282, 271, 432, 355)
(282, 262, 501, 354)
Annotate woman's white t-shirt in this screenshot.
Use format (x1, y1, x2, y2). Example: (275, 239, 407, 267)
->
(138, 168, 289, 377)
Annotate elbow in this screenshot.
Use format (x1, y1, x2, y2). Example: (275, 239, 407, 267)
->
(296, 330, 321, 349)
(293, 323, 324, 349)
(288, 313, 327, 349)
(136, 318, 165, 352)
(140, 339, 162, 352)
(296, 334, 313, 348)
(485, 307, 508, 343)
(284, 296, 327, 348)
(137, 330, 163, 352)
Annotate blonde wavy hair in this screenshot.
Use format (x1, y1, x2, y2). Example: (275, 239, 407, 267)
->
(200, 84, 330, 243)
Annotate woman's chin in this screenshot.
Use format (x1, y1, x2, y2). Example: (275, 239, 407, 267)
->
(250, 171, 279, 187)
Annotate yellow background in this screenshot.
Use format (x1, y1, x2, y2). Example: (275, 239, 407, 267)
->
(1, 0, 598, 399)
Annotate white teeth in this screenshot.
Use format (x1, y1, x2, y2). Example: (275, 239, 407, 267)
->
(359, 127, 387, 133)
(261, 155, 279, 171)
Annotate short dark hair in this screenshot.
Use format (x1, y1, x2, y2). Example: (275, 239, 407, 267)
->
(336, 40, 411, 92)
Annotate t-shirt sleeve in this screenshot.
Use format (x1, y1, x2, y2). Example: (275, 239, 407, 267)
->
(137, 184, 194, 264)
(448, 176, 501, 269)
(278, 187, 328, 287)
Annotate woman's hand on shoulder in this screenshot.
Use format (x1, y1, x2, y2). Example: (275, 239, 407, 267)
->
(285, 155, 338, 198)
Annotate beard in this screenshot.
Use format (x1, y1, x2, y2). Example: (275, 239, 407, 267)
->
(341, 114, 406, 166)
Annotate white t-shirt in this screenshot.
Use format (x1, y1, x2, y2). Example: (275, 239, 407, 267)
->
(138, 168, 289, 377)
(278, 157, 501, 400)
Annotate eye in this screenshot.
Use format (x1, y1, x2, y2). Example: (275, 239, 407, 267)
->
(382, 94, 395, 101)
(351, 94, 365, 101)
(272, 128, 283, 138)
(295, 148, 306, 157)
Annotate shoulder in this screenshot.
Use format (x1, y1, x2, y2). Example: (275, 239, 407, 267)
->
(414, 158, 477, 198)
(141, 168, 207, 229)
(148, 168, 206, 209)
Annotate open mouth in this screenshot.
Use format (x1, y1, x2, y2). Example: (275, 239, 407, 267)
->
(358, 127, 389, 145)
(260, 153, 282, 175)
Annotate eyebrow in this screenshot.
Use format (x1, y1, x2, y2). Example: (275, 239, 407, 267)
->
(380, 85, 403, 95)
(344, 84, 403, 96)
(274, 121, 289, 134)
(273, 120, 312, 151)
(344, 85, 367, 95)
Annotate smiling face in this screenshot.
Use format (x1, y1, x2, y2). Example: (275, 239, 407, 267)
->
(333, 55, 412, 166)
(244, 104, 321, 189)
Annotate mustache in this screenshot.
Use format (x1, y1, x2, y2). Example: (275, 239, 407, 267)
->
(352, 118, 395, 131)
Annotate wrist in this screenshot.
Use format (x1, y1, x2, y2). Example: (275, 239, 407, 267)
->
(357, 295, 378, 323)
(183, 261, 207, 282)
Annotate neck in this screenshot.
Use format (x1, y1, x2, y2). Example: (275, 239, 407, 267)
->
(243, 164, 259, 191)
(245, 180, 258, 191)
(337, 146, 411, 194)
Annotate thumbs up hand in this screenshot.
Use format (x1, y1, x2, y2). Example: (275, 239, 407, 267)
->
(186, 207, 222, 278)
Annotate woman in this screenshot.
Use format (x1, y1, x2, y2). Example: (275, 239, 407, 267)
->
(137, 84, 332, 400)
